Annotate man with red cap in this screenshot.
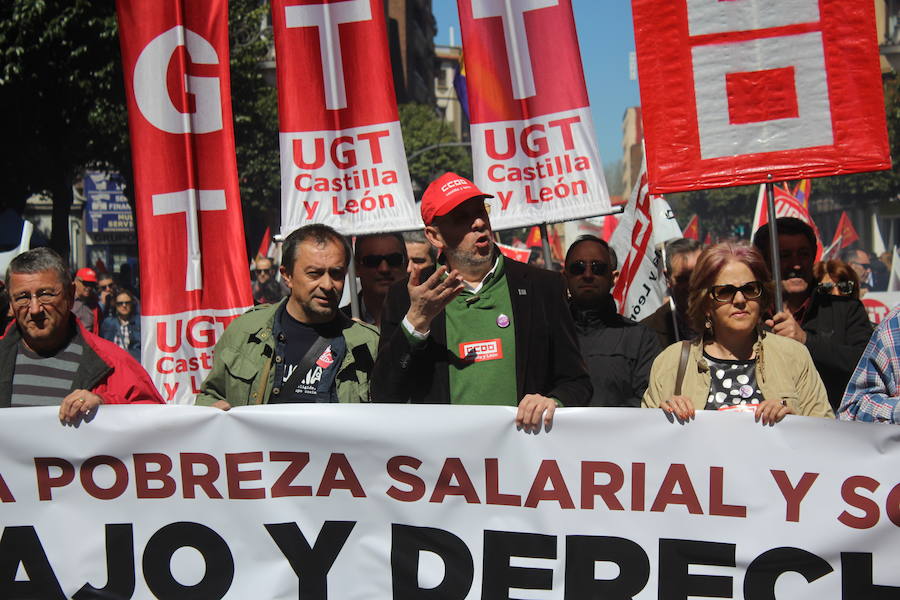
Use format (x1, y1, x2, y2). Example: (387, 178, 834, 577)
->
(72, 267, 102, 334)
(371, 173, 591, 430)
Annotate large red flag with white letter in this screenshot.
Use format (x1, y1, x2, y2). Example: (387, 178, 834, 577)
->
(457, 0, 611, 229)
(633, 0, 890, 193)
(117, 0, 253, 404)
(272, 0, 419, 236)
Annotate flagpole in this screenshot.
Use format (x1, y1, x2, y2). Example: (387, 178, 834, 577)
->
(660, 242, 681, 341)
(765, 176, 784, 314)
(539, 222, 553, 270)
(346, 236, 360, 320)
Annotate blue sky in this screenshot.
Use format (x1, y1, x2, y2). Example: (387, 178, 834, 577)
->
(432, 1, 641, 166)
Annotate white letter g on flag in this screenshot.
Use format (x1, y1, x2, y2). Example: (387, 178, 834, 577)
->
(133, 26, 223, 134)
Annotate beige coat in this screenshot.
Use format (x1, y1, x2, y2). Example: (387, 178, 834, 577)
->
(642, 330, 834, 418)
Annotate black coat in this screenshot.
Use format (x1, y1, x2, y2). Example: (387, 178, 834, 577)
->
(371, 258, 592, 406)
(573, 298, 662, 407)
(801, 294, 873, 411)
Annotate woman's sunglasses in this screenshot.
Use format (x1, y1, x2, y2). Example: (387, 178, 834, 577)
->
(708, 281, 763, 303)
(815, 281, 855, 296)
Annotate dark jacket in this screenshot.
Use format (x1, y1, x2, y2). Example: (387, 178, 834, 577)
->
(573, 297, 662, 407)
(371, 257, 592, 406)
(801, 294, 873, 411)
(640, 301, 697, 349)
(100, 315, 141, 361)
(0, 318, 164, 407)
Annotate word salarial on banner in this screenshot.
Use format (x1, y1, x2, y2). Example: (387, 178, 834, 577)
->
(271, 0, 420, 236)
(457, 0, 611, 229)
(633, 0, 890, 193)
(116, 0, 253, 404)
(610, 161, 668, 322)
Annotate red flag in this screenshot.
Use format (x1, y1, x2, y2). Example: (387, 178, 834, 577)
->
(525, 226, 542, 248)
(457, 0, 611, 229)
(497, 242, 531, 263)
(117, 0, 253, 404)
(271, 0, 419, 235)
(831, 211, 859, 249)
(256, 226, 272, 259)
(683, 215, 699, 240)
(793, 179, 812, 208)
(703, 232, 712, 245)
(601, 214, 619, 240)
(752, 184, 824, 260)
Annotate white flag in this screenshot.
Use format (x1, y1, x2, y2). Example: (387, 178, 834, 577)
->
(651, 195, 682, 246)
(609, 160, 667, 321)
(888, 246, 900, 292)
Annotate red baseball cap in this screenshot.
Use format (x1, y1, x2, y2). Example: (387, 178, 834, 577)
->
(75, 267, 98, 283)
(420, 172, 493, 225)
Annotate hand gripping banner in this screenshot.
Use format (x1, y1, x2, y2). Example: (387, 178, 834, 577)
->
(117, 0, 253, 404)
(633, 0, 891, 193)
(272, 0, 419, 236)
(457, 0, 611, 230)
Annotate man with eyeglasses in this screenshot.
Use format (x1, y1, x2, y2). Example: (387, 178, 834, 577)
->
(563, 235, 660, 407)
(252, 255, 289, 305)
(753, 217, 872, 410)
(0, 248, 164, 413)
(371, 172, 591, 430)
(72, 267, 102, 334)
(342, 233, 407, 327)
(839, 247, 873, 294)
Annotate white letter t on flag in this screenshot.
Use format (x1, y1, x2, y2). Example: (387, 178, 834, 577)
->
(284, 0, 372, 110)
(472, 0, 558, 100)
(152, 189, 227, 292)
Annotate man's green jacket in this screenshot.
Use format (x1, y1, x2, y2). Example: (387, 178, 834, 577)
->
(196, 300, 379, 406)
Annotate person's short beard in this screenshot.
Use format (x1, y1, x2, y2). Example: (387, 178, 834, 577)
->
(444, 245, 493, 271)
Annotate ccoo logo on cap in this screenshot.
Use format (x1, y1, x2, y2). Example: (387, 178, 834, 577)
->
(420, 172, 494, 225)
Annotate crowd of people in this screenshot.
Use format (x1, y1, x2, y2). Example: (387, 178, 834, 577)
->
(4, 172, 900, 428)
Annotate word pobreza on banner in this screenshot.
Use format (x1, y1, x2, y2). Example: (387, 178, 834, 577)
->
(3, 406, 900, 598)
(117, 0, 253, 404)
(633, 0, 890, 193)
(272, 0, 419, 236)
(457, 0, 611, 229)
(610, 163, 668, 322)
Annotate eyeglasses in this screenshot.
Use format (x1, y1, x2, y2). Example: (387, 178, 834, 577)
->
(708, 281, 763, 303)
(77, 279, 97, 289)
(815, 281, 855, 296)
(116, 300, 133, 306)
(566, 260, 609, 276)
(360, 253, 404, 268)
(851, 261, 871, 271)
(11, 289, 63, 308)
(99, 284, 114, 291)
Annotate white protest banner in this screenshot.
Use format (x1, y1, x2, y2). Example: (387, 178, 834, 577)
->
(610, 164, 666, 321)
(116, 0, 253, 404)
(5, 405, 897, 598)
(457, 0, 611, 229)
(272, 0, 419, 236)
(863, 291, 900, 325)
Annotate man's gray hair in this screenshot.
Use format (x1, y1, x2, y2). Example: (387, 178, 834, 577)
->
(402, 230, 437, 263)
(5, 247, 71, 290)
(664, 238, 703, 273)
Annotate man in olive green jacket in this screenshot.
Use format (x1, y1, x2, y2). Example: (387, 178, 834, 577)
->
(197, 225, 379, 408)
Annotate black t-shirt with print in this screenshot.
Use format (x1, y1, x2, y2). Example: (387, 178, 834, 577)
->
(272, 310, 347, 403)
(703, 352, 764, 411)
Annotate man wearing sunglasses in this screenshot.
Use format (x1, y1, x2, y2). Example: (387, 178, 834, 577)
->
(753, 218, 872, 410)
(251, 256, 289, 305)
(72, 267, 102, 335)
(342, 233, 407, 328)
(564, 236, 660, 407)
(372, 173, 591, 431)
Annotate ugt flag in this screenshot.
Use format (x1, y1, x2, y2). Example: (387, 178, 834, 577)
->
(610, 160, 667, 322)
(272, 0, 420, 236)
(457, 0, 611, 229)
(633, 0, 890, 193)
(117, 0, 253, 404)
